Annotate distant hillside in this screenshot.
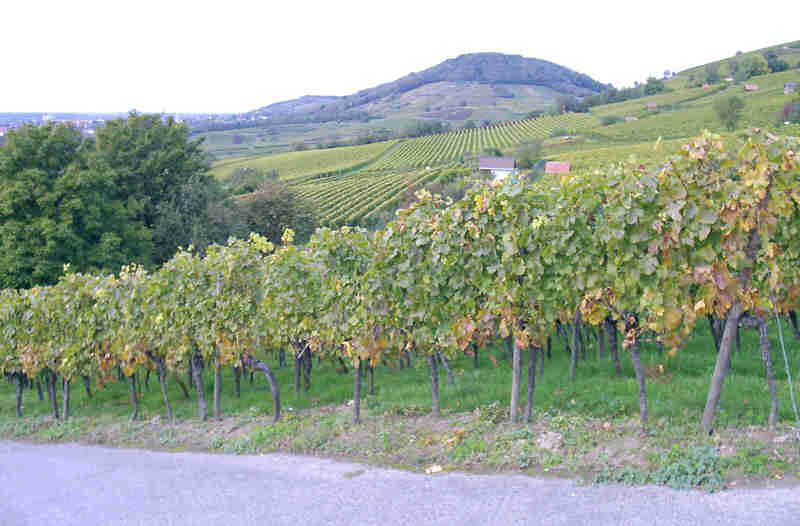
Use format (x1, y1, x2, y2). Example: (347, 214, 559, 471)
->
(248, 53, 609, 125)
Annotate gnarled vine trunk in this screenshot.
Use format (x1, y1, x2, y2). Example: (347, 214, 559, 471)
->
(570, 309, 580, 380)
(15, 373, 23, 417)
(353, 360, 361, 425)
(630, 340, 648, 435)
(192, 352, 206, 421)
(242, 354, 280, 423)
(701, 303, 743, 435)
(428, 354, 439, 417)
(62, 378, 70, 421)
(524, 346, 539, 423)
(510, 334, 521, 423)
(129, 374, 139, 422)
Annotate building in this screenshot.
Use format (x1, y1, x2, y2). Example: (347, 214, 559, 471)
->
(744, 84, 759, 92)
(647, 102, 658, 110)
(624, 116, 638, 122)
(544, 161, 570, 174)
(479, 156, 516, 180)
(785, 82, 797, 94)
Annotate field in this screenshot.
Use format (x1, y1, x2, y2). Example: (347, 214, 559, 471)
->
(542, 138, 690, 172)
(210, 140, 397, 181)
(292, 165, 455, 227)
(370, 114, 599, 171)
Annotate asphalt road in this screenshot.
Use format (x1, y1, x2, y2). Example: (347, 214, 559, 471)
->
(1, 441, 798, 526)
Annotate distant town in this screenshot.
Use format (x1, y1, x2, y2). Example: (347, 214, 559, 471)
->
(0, 111, 260, 141)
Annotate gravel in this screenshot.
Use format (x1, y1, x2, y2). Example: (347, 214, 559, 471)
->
(1, 440, 798, 526)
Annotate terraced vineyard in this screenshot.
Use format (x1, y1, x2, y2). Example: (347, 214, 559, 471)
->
(210, 140, 397, 181)
(292, 166, 457, 226)
(589, 86, 713, 118)
(546, 137, 690, 172)
(369, 113, 600, 170)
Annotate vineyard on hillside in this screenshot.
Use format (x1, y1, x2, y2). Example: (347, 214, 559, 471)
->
(370, 114, 599, 171)
(548, 138, 689, 172)
(222, 113, 602, 228)
(210, 140, 397, 181)
(292, 165, 459, 227)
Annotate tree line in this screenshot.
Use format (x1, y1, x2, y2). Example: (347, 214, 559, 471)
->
(0, 113, 319, 289)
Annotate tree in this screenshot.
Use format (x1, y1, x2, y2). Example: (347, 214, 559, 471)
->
(767, 56, 789, 73)
(515, 140, 542, 170)
(644, 76, 666, 95)
(237, 182, 318, 245)
(0, 123, 151, 288)
(152, 175, 248, 263)
(553, 95, 588, 114)
(742, 55, 769, 78)
(713, 95, 745, 131)
(703, 64, 721, 84)
(89, 112, 213, 265)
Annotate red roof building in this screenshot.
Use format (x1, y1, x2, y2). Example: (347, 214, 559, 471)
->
(545, 161, 570, 174)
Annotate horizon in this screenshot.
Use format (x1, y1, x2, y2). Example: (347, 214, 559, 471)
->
(3, 1, 797, 114)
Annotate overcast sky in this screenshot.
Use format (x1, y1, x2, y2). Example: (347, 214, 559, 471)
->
(3, 1, 797, 114)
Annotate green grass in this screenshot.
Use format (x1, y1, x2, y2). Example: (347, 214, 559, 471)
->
(3, 322, 798, 487)
(210, 140, 396, 181)
(3, 321, 798, 430)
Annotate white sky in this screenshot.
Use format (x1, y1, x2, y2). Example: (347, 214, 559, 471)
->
(2, 1, 797, 114)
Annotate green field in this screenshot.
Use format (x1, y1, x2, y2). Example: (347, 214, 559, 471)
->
(292, 165, 459, 227)
(370, 114, 599, 171)
(210, 140, 397, 181)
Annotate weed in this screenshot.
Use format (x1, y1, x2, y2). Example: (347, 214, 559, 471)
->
(594, 465, 649, 485)
(474, 401, 507, 424)
(651, 444, 724, 492)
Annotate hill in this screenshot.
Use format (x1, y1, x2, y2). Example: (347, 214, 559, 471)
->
(193, 53, 608, 158)
(248, 53, 608, 126)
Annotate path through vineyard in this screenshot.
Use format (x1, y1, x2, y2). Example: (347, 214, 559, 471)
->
(2, 441, 797, 525)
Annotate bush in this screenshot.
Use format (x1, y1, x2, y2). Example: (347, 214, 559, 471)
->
(713, 95, 745, 131)
(651, 444, 724, 492)
(516, 140, 542, 169)
(238, 183, 318, 245)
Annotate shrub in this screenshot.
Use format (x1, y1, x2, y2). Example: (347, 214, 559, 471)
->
(651, 444, 724, 492)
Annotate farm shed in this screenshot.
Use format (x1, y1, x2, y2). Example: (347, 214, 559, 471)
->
(544, 161, 570, 174)
(479, 156, 516, 181)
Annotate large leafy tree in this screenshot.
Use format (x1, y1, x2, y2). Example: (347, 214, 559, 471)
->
(0, 123, 151, 288)
(90, 112, 229, 265)
(0, 114, 238, 288)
